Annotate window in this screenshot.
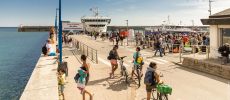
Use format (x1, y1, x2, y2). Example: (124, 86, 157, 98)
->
(220, 28, 230, 46)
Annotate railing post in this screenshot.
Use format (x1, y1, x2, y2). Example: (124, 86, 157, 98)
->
(172, 44, 174, 54)
(83, 44, 85, 55)
(91, 49, 93, 62)
(87, 46, 89, 56)
(207, 46, 210, 59)
(96, 50, 98, 64)
(179, 45, 182, 63)
(80, 43, 82, 52)
(193, 45, 195, 57)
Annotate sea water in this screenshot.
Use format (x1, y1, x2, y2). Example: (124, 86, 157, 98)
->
(0, 27, 48, 100)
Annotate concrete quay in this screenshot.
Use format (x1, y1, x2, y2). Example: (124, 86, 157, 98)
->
(20, 56, 59, 100)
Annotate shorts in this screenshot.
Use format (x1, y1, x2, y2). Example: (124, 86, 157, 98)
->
(59, 84, 64, 93)
(110, 59, 118, 65)
(48, 52, 56, 56)
(146, 85, 156, 92)
(133, 64, 141, 70)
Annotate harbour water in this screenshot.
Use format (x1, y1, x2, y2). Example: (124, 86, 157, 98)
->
(0, 27, 48, 100)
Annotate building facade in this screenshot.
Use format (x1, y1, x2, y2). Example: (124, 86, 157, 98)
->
(201, 8, 230, 58)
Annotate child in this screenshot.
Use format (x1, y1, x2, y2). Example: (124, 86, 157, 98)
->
(58, 69, 66, 100)
(77, 68, 87, 94)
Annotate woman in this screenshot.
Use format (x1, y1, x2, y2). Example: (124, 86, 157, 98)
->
(80, 55, 93, 100)
(46, 39, 56, 56)
(109, 45, 119, 78)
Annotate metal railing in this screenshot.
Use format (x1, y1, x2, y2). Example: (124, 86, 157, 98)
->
(169, 44, 210, 62)
(72, 39, 98, 64)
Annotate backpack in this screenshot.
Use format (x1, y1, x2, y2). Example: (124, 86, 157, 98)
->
(135, 52, 143, 64)
(108, 50, 116, 60)
(42, 44, 47, 55)
(74, 73, 80, 83)
(144, 71, 156, 86)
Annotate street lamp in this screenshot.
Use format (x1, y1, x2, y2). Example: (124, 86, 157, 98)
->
(58, 0, 63, 63)
(125, 20, 128, 46)
(209, 0, 214, 16)
(55, 8, 59, 41)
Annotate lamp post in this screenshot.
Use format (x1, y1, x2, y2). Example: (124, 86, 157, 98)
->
(209, 0, 214, 16)
(55, 8, 58, 41)
(125, 20, 128, 46)
(58, 0, 63, 63)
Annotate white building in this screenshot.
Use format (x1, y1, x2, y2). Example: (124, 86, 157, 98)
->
(201, 8, 230, 58)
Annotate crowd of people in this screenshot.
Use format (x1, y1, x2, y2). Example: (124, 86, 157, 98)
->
(105, 31, 210, 57)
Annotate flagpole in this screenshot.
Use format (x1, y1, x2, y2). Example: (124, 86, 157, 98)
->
(58, 0, 63, 63)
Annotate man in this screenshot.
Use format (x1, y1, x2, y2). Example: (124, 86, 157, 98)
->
(144, 62, 160, 100)
(115, 32, 120, 45)
(154, 40, 163, 57)
(219, 43, 230, 65)
(132, 47, 143, 79)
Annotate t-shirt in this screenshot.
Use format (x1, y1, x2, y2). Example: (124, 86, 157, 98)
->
(133, 52, 141, 65)
(46, 43, 55, 53)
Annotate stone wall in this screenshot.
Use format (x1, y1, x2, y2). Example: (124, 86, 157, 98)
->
(182, 57, 230, 80)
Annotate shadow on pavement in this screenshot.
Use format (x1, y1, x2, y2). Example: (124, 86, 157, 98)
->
(87, 77, 110, 86)
(107, 79, 129, 91)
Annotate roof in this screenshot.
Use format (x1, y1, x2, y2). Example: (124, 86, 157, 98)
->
(81, 16, 111, 20)
(201, 8, 230, 25)
(210, 8, 230, 18)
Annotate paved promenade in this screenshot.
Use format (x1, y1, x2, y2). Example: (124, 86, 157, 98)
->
(62, 35, 230, 100)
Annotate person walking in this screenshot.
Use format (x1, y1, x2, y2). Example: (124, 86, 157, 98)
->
(154, 40, 163, 57)
(108, 45, 120, 78)
(79, 55, 93, 100)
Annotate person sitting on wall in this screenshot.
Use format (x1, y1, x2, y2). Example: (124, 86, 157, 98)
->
(218, 43, 230, 65)
(46, 39, 56, 56)
(42, 41, 48, 56)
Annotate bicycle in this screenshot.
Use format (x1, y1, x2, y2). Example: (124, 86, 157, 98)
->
(119, 56, 129, 84)
(151, 74, 171, 100)
(133, 64, 143, 87)
(152, 85, 168, 100)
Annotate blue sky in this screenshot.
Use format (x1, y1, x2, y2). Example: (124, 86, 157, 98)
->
(0, 0, 229, 27)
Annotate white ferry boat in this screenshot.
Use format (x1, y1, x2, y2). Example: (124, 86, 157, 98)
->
(81, 7, 111, 33)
